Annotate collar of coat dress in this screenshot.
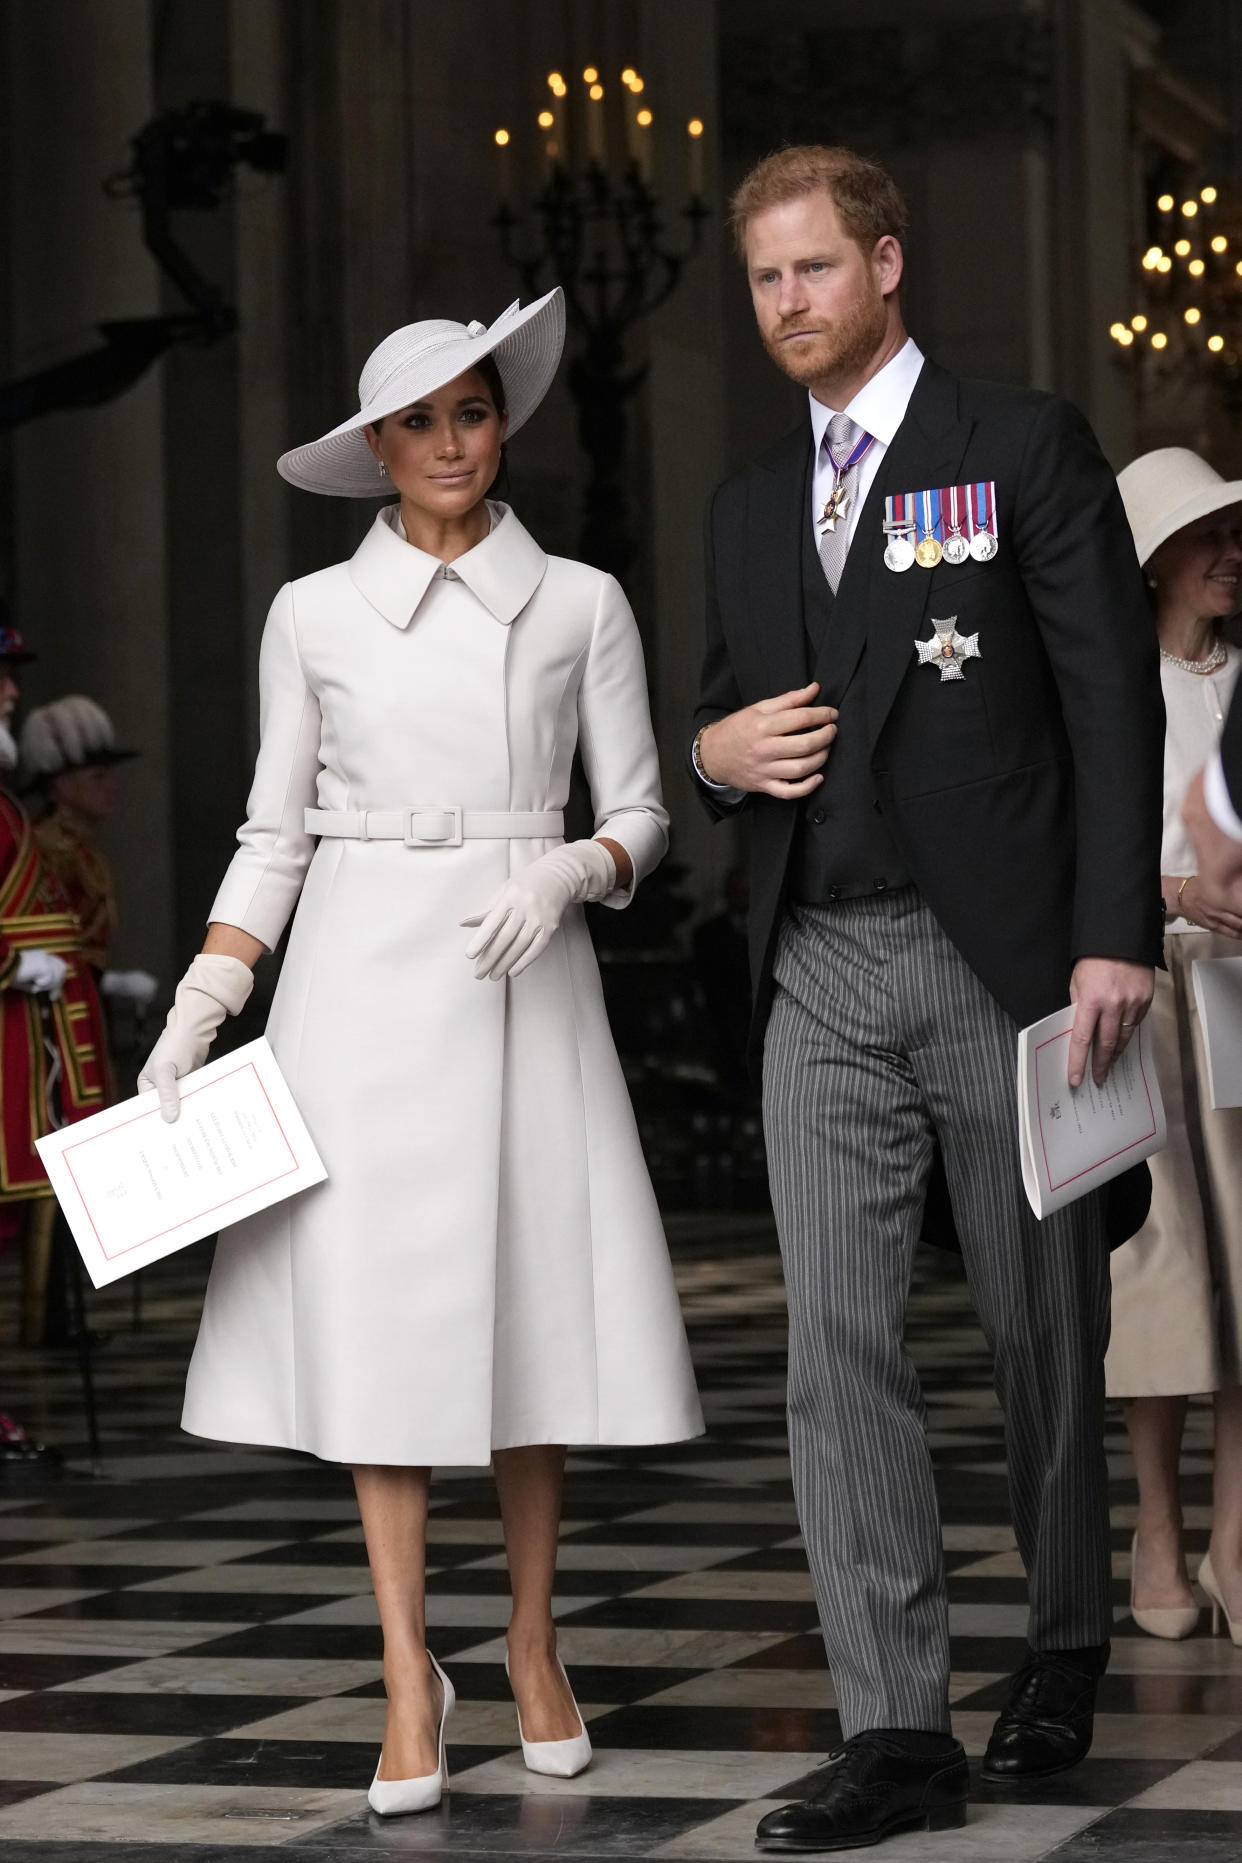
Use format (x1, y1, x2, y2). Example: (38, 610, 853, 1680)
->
(348, 500, 548, 629)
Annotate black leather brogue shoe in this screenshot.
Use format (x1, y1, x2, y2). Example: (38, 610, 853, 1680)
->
(982, 1644, 1108, 1782)
(754, 1732, 969, 1852)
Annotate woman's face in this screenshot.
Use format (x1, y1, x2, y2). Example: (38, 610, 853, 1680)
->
(365, 367, 506, 520)
(1148, 505, 1242, 620)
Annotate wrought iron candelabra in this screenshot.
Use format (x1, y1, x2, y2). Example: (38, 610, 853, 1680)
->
(492, 76, 708, 586)
(1110, 176, 1242, 419)
(0, 101, 286, 432)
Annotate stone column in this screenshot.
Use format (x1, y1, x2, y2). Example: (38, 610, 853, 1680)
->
(638, 0, 739, 920)
(230, 0, 291, 751)
(153, 2, 253, 959)
(4, 0, 173, 979)
(1050, 0, 1153, 463)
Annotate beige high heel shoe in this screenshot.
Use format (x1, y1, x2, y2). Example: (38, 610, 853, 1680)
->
(1129, 1531, 1199, 1640)
(1199, 1552, 1242, 1646)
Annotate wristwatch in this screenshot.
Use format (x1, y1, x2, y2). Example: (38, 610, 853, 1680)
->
(691, 726, 719, 786)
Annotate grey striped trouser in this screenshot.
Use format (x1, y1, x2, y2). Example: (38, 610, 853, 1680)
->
(763, 890, 1112, 1736)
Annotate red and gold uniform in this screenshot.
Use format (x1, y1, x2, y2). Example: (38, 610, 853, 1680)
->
(34, 808, 116, 974)
(0, 789, 108, 1199)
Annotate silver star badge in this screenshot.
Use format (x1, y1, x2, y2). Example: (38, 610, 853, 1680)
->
(915, 615, 981, 683)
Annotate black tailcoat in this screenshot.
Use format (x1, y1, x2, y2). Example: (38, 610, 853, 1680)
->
(693, 359, 1166, 1243)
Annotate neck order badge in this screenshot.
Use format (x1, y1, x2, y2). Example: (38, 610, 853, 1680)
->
(819, 428, 876, 533)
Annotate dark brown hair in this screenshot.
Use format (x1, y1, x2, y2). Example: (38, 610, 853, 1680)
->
(730, 145, 909, 259)
(472, 352, 507, 419)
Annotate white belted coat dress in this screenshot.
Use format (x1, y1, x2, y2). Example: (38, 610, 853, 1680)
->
(181, 502, 703, 1465)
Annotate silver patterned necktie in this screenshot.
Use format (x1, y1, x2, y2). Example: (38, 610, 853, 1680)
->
(817, 412, 869, 594)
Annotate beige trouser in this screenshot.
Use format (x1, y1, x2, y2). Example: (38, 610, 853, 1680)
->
(1107, 931, 1242, 1397)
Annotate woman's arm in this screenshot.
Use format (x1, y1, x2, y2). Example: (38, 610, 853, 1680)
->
(203, 921, 268, 968)
(1162, 871, 1242, 938)
(208, 582, 324, 950)
(577, 575, 668, 908)
(138, 586, 322, 1118)
(596, 838, 633, 892)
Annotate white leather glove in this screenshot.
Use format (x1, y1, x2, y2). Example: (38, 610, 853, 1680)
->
(137, 953, 254, 1123)
(13, 949, 68, 999)
(101, 968, 160, 1010)
(461, 839, 617, 981)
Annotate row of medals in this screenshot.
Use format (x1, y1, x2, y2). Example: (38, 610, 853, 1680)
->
(883, 521, 997, 573)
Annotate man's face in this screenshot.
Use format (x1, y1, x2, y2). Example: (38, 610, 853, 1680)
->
(745, 190, 900, 389)
(52, 764, 120, 823)
(0, 664, 19, 724)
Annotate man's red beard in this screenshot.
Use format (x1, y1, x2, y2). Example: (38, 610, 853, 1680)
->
(763, 288, 889, 389)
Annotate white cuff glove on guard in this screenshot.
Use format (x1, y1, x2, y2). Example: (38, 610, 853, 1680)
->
(13, 949, 68, 999)
(461, 839, 617, 981)
(137, 953, 254, 1123)
(101, 968, 159, 1009)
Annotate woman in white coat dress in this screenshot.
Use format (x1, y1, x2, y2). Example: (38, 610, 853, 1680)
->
(139, 289, 703, 1815)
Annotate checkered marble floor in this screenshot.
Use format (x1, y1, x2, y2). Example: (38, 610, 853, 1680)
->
(1, 1227, 1241, 1861)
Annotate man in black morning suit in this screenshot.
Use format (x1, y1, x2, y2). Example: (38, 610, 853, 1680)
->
(691, 147, 1164, 1852)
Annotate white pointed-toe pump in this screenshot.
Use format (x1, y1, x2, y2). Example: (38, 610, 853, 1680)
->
(368, 1652, 455, 1816)
(506, 1652, 592, 1778)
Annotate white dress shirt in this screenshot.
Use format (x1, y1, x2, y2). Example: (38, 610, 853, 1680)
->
(809, 337, 925, 550)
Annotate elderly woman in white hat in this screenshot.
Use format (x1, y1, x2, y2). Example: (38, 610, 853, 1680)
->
(1111, 448, 1242, 1644)
(138, 289, 702, 1813)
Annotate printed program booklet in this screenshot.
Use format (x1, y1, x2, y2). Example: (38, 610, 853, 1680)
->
(1017, 1005, 1166, 1219)
(1191, 955, 1242, 1109)
(35, 1037, 327, 1287)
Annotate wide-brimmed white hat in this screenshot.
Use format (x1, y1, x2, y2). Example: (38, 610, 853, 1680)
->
(1117, 447, 1242, 567)
(278, 287, 566, 498)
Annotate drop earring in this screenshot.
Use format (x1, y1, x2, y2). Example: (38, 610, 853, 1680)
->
(378, 460, 389, 478)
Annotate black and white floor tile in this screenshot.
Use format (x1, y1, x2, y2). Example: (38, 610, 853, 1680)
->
(1, 1223, 1240, 1861)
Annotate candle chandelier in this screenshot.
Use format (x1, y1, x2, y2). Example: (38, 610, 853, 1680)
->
(490, 66, 709, 585)
(1109, 178, 1242, 415)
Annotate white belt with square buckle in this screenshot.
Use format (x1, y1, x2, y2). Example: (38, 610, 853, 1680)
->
(304, 807, 564, 848)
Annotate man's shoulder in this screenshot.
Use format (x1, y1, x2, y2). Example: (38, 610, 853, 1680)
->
(936, 365, 1090, 442)
(956, 371, 1056, 416)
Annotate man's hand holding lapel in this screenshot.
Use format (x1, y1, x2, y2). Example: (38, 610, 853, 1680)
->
(698, 681, 837, 797)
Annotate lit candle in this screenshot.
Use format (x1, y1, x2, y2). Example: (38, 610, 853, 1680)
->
(585, 68, 606, 166)
(494, 126, 511, 200)
(547, 72, 568, 169)
(538, 109, 556, 179)
(625, 98, 640, 169)
(687, 117, 705, 196)
(636, 108, 654, 184)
